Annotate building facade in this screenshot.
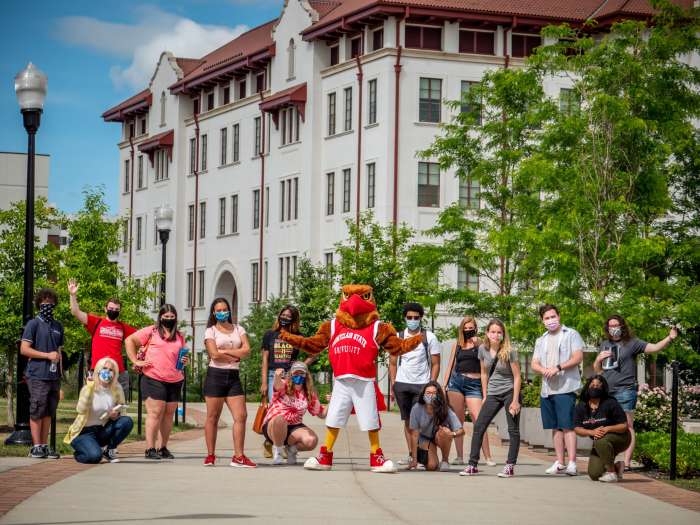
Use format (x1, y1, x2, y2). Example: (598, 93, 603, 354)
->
(103, 0, 679, 352)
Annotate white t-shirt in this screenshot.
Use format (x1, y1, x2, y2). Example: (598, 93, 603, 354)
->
(204, 324, 246, 370)
(86, 388, 116, 427)
(395, 329, 441, 385)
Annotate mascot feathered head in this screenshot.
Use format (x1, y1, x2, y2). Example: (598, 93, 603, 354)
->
(336, 284, 379, 329)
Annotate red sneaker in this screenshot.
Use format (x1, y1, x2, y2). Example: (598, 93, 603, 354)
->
(230, 454, 257, 468)
(303, 446, 333, 471)
(203, 454, 216, 466)
(370, 448, 397, 473)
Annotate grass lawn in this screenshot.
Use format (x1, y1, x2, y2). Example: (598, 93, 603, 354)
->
(0, 398, 195, 458)
(668, 478, 700, 493)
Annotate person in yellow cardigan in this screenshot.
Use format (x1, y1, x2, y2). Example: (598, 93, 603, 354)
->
(64, 357, 133, 463)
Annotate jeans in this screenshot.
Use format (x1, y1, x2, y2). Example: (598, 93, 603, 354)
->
(469, 390, 520, 466)
(587, 431, 631, 480)
(612, 387, 638, 412)
(267, 370, 275, 401)
(71, 416, 134, 464)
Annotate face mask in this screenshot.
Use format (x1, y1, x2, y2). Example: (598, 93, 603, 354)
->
(160, 317, 176, 329)
(423, 393, 436, 404)
(487, 333, 503, 344)
(39, 303, 55, 321)
(291, 375, 305, 385)
(463, 329, 477, 339)
(215, 311, 230, 322)
(545, 319, 560, 331)
(406, 319, 420, 331)
(608, 326, 622, 338)
(588, 387, 603, 399)
(98, 369, 114, 383)
(279, 317, 292, 327)
(106, 309, 120, 321)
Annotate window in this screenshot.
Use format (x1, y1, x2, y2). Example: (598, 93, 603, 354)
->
(265, 186, 270, 228)
(188, 204, 195, 241)
(122, 219, 129, 253)
(559, 88, 580, 114)
(344, 87, 352, 131)
(460, 81, 482, 125)
(201, 134, 207, 171)
(189, 138, 196, 174)
(256, 73, 265, 93)
(418, 162, 440, 207)
(342, 168, 351, 213)
(326, 172, 335, 215)
(459, 30, 495, 55)
(293, 178, 298, 220)
(458, 265, 479, 291)
(193, 98, 200, 116)
(199, 201, 206, 239)
(238, 79, 246, 100)
(350, 36, 362, 59)
(198, 270, 205, 307)
(160, 91, 166, 126)
(253, 189, 260, 229)
(264, 261, 269, 299)
(254, 117, 261, 156)
(220, 128, 228, 165)
(251, 262, 259, 302)
(137, 156, 144, 189)
(140, 118, 147, 135)
(368, 79, 377, 124)
(278, 255, 297, 296)
(278, 258, 284, 296)
(280, 178, 298, 222)
(511, 33, 541, 58)
(136, 217, 143, 250)
(372, 29, 384, 51)
(419, 78, 441, 123)
(129, 122, 135, 139)
(206, 91, 214, 111)
(459, 177, 480, 210)
(288, 39, 295, 78)
(124, 159, 130, 193)
(328, 93, 336, 135)
(222, 86, 230, 105)
(232, 124, 240, 162)
(218, 197, 226, 235)
(187, 271, 194, 307)
(325, 252, 333, 270)
(280, 107, 297, 146)
(330, 44, 339, 66)
(405, 25, 442, 51)
(155, 150, 168, 181)
(231, 194, 238, 233)
(367, 162, 376, 208)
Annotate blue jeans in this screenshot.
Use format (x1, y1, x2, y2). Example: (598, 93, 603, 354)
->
(267, 370, 275, 401)
(71, 416, 134, 464)
(448, 373, 483, 399)
(612, 387, 638, 412)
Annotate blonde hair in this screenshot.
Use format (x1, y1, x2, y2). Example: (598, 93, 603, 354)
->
(94, 357, 120, 390)
(484, 319, 512, 362)
(457, 316, 481, 348)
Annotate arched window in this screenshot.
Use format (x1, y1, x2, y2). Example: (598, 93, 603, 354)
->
(288, 38, 296, 79)
(160, 91, 166, 126)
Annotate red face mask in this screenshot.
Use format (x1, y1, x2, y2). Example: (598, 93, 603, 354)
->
(339, 294, 375, 316)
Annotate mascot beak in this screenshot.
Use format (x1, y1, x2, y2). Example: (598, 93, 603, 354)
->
(340, 294, 376, 317)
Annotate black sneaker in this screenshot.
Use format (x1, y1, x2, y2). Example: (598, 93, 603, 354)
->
(29, 445, 47, 459)
(145, 448, 161, 460)
(44, 446, 60, 459)
(157, 446, 174, 459)
(103, 448, 120, 463)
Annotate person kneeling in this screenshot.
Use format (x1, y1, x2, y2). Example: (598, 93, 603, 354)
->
(408, 381, 464, 471)
(574, 375, 630, 482)
(64, 357, 133, 464)
(262, 362, 327, 465)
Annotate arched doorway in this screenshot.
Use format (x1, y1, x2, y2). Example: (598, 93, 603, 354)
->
(214, 270, 239, 323)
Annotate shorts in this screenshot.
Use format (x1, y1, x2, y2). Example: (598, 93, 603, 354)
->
(448, 374, 483, 399)
(203, 367, 244, 398)
(262, 421, 307, 445)
(612, 387, 638, 412)
(540, 392, 577, 430)
(393, 382, 424, 420)
(326, 377, 379, 431)
(141, 375, 183, 403)
(26, 378, 60, 420)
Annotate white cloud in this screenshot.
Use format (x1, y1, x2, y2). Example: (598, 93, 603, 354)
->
(55, 6, 248, 90)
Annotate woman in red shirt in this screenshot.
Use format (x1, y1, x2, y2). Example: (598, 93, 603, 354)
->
(262, 361, 326, 465)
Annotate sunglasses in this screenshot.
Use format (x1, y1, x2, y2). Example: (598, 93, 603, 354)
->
(405, 315, 421, 320)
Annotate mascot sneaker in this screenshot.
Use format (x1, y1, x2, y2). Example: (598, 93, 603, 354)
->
(304, 446, 333, 471)
(370, 448, 397, 473)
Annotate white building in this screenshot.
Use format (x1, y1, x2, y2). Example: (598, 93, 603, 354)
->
(103, 0, 679, 353)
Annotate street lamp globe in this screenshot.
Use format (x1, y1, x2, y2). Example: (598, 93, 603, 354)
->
(14, 63, 48, 112)
(155, 205, 174, 233)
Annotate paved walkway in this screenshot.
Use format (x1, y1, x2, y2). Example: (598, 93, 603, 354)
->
(0, 403, 698, 525)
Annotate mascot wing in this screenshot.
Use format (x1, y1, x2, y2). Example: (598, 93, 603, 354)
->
(376, 322, 423, 356)
(278, 320, 332, 355)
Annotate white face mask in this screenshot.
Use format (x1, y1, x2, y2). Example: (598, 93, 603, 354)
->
(608, 326, 622, 338)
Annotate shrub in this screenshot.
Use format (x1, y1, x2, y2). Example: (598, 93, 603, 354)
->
(522, 375, 541, 407)
(635, 383, 700, 432)
(634, 431, 700, 477)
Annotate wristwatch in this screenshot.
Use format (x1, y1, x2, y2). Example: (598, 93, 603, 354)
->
(556, 364, 563, 372)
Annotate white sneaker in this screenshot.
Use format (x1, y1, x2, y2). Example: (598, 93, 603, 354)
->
(615, 461, 625, 481)
(484, 458, 497, 467)
(397, 455, 413, 465)
(450, 457, 465, 465)
(599, 472, 618, 483)
(272, 445, 284, 465)
(103, 448, 120, 463)
(439, 461, 451, 472)
(286, 445, 298, 465)
(565, 461, 578, 476)
(545, 461, 566, 475)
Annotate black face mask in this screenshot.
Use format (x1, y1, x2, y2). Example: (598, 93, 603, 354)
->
(160, 318, 176, 330)
(463, 329, 477, 339)
(106, 309, 120, 321)
(279, 318, 292, 327)
(588, 388, 603, 400)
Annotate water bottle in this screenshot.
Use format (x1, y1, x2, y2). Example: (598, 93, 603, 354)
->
(175, 348, 189, 370)
(602, 344, 619, 371)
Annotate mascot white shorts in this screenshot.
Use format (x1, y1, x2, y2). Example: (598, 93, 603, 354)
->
(325, 377, 379, 431)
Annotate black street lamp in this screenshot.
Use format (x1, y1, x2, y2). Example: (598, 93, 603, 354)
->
(6, 63, 47, 446)
(155, 205, 173, 306)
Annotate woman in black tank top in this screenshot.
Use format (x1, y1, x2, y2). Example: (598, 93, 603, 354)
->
(443, 316, 494, 466)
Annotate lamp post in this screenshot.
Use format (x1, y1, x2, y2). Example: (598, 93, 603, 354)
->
(155, 205, 173, 306)
(5, 63, 47, 446)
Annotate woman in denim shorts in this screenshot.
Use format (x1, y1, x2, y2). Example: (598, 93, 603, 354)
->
(444, 316, 495, 466)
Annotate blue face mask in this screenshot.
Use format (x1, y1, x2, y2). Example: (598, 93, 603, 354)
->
(99, 369, 114, 383)
(215, 311, 230, 322)
(291, 375, 305, 385)
(406, 319, 421, 331)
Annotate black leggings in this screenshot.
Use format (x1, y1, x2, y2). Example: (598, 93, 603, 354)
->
(469, 390, 520, 466)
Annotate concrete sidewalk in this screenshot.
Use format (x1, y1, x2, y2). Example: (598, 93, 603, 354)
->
(0, 403, 697, 525)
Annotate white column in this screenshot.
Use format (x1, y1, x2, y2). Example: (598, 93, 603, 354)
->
(444, 21, 459, 53)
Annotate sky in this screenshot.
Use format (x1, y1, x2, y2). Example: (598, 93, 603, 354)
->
(0, 0, 284, 214)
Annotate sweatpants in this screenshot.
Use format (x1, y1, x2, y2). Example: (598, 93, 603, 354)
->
(587, 431, 631, 480)
(469, 389, 520, 466)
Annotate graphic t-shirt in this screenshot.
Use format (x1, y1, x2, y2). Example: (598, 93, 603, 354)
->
(598, 337, 647, 393)
(204, 324, 246, 370)
(262, 330, 300, 371)
(86, 314, 136, 373)
(574, 398, 627, 436)
(134, 326, 185, 383)
(409, 403, 461, 441)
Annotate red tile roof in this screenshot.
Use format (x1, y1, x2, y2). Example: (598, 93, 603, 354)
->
(138, 129, 174, 153)
(102, 89, 152, 122)
(260, 82, 308, 124)
(175, 58, 203, 77)
(595, 0, 693, 19)
(309, 0, 343, 17)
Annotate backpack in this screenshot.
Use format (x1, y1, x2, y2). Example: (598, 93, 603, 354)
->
(398, 328, 432, 373)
